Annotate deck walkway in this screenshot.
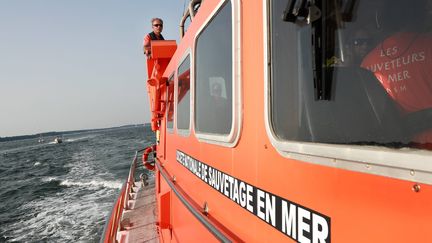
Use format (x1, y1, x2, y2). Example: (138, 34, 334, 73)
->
(119, 176, 158, 243)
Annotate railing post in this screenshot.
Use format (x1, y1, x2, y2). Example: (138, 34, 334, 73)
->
(101, 148, 152, 243)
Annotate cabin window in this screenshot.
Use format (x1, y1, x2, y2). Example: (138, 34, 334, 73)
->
(166, 73, 175, 131)
(182, 16, 192, 37)
(195, 1, 233, 135)
(176, 55, 191, 131)
(268, 0, 432, 150)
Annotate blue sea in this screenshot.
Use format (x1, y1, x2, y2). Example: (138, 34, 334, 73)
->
(0, 125, 154, 242)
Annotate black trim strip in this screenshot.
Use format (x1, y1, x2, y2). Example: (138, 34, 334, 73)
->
(155, 160, 232, 243)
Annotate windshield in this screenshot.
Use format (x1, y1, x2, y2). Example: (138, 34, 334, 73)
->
(270, 0, 432, 150)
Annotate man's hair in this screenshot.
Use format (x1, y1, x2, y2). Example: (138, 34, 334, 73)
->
(151, 18, 163, 24)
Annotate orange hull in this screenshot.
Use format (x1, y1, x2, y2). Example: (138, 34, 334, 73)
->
(141, 0, 432, 242)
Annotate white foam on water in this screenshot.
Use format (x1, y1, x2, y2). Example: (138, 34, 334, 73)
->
(5, 148, 124, 241)
(2, 126, 145, 242)
(60, 179, 123, 189)
(41, 176, 60, 182)
(65, 136, 89, 142)
(8, 163, 121, 242)
(7, 190, 115, 242)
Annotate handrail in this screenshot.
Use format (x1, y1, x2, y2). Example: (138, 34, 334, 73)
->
(100, 149, 147, 243)
(180, 0, 202, 38)
(101, 183, 127, 243)
(155, 160, 235, 243)
(123, 151, 138, 210)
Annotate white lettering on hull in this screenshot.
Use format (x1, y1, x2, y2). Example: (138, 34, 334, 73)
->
(176, 150, 331, 242)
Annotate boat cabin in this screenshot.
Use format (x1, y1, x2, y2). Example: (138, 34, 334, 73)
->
(107, 0, 432, 242)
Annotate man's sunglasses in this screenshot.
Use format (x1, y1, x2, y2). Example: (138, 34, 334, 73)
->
(153, 24, 163, 27)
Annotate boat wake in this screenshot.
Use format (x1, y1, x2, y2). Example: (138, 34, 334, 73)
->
(60, 179, 123, 189)
(65, 135, 93, 142)
(7, 191, 113, 242)
(0, 126, 147, 242)
(42, 177, 122, 190)
(14, 176, 123, 241)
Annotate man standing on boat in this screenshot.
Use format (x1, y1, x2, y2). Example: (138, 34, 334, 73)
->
(143, 18, 165, 58)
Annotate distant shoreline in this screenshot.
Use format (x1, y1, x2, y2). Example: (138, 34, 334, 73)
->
(0, 124, 149, 143)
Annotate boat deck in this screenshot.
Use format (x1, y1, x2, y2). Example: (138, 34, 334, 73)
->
(118, 176, 158, 243)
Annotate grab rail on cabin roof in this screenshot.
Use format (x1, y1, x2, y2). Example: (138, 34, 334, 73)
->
(100, 148, 148, 243)
(180, 0, 202, 38)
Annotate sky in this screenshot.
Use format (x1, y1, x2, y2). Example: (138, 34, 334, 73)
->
(0, 0, 185, 137)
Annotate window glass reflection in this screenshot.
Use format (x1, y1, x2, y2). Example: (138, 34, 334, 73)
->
(167, 74, 174, 130)
(270, 0, 432, 150)
(195, 1, 232, 135)
(177, 56, 191, 131)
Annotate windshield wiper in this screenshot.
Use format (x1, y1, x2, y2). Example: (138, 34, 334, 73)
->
(284, 0, 336, 100)
(313, 0, 338, 101)
(283, 0, 321, 25)
(283, 0, 308, 23)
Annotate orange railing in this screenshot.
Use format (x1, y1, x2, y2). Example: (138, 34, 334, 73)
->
(101, 149, 145, 243)
(102, 183, 127, 243)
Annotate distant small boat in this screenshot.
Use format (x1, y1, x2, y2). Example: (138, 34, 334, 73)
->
(38, 135, 44, 143)
(54, 137, 62, 144)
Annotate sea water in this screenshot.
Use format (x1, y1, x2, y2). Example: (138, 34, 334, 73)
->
(0, 125, 155, 242)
